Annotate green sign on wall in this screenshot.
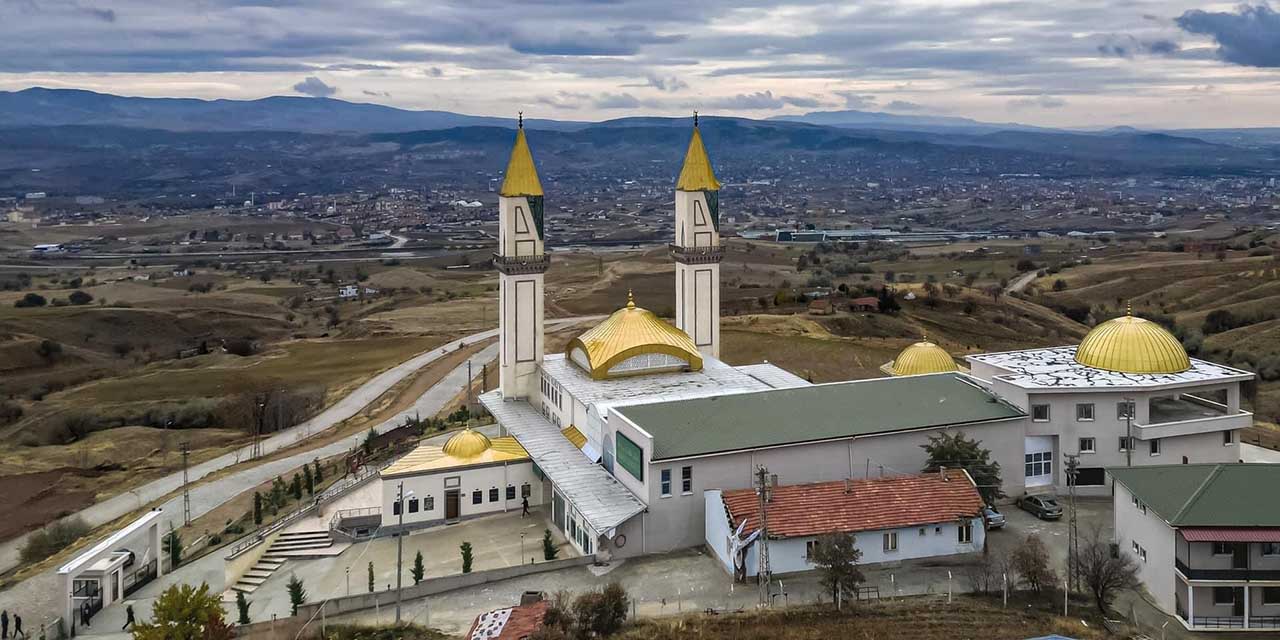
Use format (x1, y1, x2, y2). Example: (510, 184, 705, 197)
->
(616, 433, 644, 482)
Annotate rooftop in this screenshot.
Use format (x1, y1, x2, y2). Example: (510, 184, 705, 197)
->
(614, 373, 1024, 461)
(466, 600, 550, 640)
(967, 346, 1252, 390)
(721, 471, 984, 539)
(382, 433, 528, 477)
(565, 294, 702, 380)
(1108, 464, 1280, 527)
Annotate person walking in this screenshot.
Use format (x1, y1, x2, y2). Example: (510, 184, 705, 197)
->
(11, 614, 22, 638)
(122, 604, 135, 630)
(80, 602, 90, 629)
(521, 495, 529, 518)
(2, 609, 9, 639)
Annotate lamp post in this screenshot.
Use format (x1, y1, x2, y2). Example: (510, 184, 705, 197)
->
(395, 482, 413, 624)
(520, 532, 526, 564)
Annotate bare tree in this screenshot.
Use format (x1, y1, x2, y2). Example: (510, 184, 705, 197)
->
(965, 549, 1010, 595)
(1012, 534, 1057, 597)
(1075, 525, 1140, 614)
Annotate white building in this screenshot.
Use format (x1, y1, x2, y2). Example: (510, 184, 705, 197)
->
(57, 510, 166, 630)
(1110, 464, 1280, 632)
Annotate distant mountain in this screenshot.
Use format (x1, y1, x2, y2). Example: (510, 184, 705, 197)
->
(0, 87, 586, 134)
(769, 109, 1057, 134)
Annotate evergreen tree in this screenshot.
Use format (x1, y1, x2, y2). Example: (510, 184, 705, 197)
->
(367, 561, 374, 593)
(920, 431, 1005, 504)
(460, 541, 473, 574)
(235, 590, 250, 625)
(313, 458, 323, 484)
(290, 473, 302, 501)
(810, 532, 864, 608)
(411, 550, 425, 584)
(542, 528, 559, 561)
(303, 464, 314, 496)
(131, 583, 233, 640)
(163, 526, 183, 569)
(286, 574, 307, 616)
(252, 492, 262, 525)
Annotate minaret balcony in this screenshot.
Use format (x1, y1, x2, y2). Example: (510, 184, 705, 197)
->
(669, 244, 723, 265)
(493, 253, 550, 275)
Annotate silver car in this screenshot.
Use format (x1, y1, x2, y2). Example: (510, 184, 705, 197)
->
(983, 505, 1006, 529)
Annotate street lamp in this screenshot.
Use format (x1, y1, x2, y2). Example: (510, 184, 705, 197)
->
(520, 532, 526, 565)
(395, 482, 414, 624)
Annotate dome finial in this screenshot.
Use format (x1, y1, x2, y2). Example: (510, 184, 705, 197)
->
(518, 111, 523, 129)
(1126, 301, 1132, 316)
(693, 110, 699, 127)
(627, 289, 635, 309)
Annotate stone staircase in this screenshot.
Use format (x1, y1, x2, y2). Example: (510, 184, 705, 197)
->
(231, 530, 332, 594)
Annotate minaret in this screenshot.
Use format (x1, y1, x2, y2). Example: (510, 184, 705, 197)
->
(495, 114, 547, 398)
(671, 113, 722, 359)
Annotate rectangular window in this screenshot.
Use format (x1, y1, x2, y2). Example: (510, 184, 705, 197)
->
(425, 496, 434, 511)
(805, 539, 819, 560)
(660, 469, 672, 497)
(1079, 437, 1096, 453)
(392, 501, 401, 516)
(1262, 542, 1280, 556)
(615, 432, 644, 481)
(1213, 586, 1235, 606)
(1149, 439, 1161, 456)
(1072, 467, 1107, 486)
(521, 483, 532, 498)
(472, 490, 483, 505)
(1263, 587, 1280, 605)
(958, 522, 973, 544)
(1118, 436, 1134, 452)
(1140, 547, 1147, 562)
(1076, 403, 1095, 421)
(883, 532, 898, 552)
(1031, 404, 1050, 422)
(506, 485, 516, 500)
(681, 466, 693, 494)
(1117, 401, 1135, 420)
(489, 488, 499, 503)
(1024, 451, 1052, 478)
(1223, 430, 1234, 445)
(1213, 542, 1233, 556)
(1132, 540, 1139, 554)
(408, 498, 419, 513)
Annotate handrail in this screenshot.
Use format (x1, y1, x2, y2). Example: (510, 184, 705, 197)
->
(329, 507, 382, 531)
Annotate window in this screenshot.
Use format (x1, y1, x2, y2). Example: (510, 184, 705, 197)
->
(660, 469, 672, 497)
(1076, 403, 1095, 421)
(883, 532, 898, 552)
(615, 433, 644, 481)
(681, 466, 693, 494)
(1263, 587, 1280, 606)
(392, 501, 401, 516)
(1072, 467, 1107, 486)
(1262, 542, 1280, 557)
(919, 528, 927, 536)
(1213, 587, 1235, 606)
(1212, 542, 1235, 556)
(806, 540, 819, 560)
(425, 496, 434, 511)
(1031, 404, 1050, 422)
(506, 485, 516, 500)
(521, 483, 531, 498)
(1140, 547, 1147, 562)
(1223, 430, 1234, 445)
(958, 522, 973, 544)
(489, 488, 499, 503)
(1079, 437, 1096, 454)
(1118, 436, 1134, 452)
(1149, 439, 1161, 456)
(1132, 540, 1139, 554)
(472, 490, 482, 505)
(408, 498, 419, 513)
(1117, 401, 1135, 420)
(1025, 451, 1052, 479)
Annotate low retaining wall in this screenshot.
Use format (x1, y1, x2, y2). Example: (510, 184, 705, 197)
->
(295, 555, 596, 619)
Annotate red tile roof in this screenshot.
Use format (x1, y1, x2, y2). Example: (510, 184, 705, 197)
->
(721, 471, 984, 539)
(1180, 527, 1280, 543)
(466, 600, 550, 640)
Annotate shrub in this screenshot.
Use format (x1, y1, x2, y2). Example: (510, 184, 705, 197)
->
(0, 401, 22, 426)
(543, 528, 559, 561)
(14, 293, 47, 307)
(19, 517, 90, 563)
(68, 290, 93, 305)
(36, 339, 62, 359)
(460, 541, 473, 573)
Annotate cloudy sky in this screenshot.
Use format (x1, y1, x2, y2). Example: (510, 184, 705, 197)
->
(2, 0, 1279, 128)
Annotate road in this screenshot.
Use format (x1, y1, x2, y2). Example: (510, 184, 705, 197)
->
(0, 317, 594, 574)
(1006, 270, 1038, 294)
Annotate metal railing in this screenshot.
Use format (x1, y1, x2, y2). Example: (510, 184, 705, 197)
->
(1192, 616, 1245, 629)
(492, 253, 550, 274)
(328, 506, 382, 531)
(668, 244, 724, 264)
(1176, 557, 1280, 581)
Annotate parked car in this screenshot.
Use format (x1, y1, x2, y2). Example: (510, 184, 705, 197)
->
(1017, 494, 1063, 520)
(982, 505, 1006, 529)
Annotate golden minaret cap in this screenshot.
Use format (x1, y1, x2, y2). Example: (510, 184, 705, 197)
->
(676, 112, 721, 192)
(499, 112, 544, 197)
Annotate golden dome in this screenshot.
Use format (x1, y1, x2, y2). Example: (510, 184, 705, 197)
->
(889, 340, 959, 376)
(566, 291, 703, 380)
(442, 428, 492, 459)
(675, 119, 721, 192)
(1075, 312, 1190, 374)
(498, 122, 543, 198)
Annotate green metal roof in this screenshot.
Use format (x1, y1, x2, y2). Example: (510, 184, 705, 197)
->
(614, 373, 1024, 461)
(1108, 464, 1280, 527)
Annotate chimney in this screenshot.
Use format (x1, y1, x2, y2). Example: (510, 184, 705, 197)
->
(520, 591, 544, 606)
(940, 466, 949, 482)
(844, 478, 852, 494)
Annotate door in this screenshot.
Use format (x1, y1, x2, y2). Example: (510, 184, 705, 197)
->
(1233, 587, 1245, 617)
(1232, 543, 1248, 569)
(445, 490, 460, 520)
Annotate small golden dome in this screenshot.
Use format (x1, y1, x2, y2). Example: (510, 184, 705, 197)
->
(889, 340, 959, 376)
(566, 291, 703, 380)
(1075, 312, 1190, 374)
(442, 429, 492, 459)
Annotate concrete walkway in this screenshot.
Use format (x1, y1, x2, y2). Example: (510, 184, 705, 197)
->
(0, 317, 596, 628)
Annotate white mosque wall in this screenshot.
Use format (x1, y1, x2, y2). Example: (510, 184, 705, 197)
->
(380, 461, 543, 529)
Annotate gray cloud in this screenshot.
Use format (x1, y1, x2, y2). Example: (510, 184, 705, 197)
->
(510, 25, 684, 56)
(362, 89, 391, 97)
(1008, 94, 1067, 110)
(292, 76, 337, 98)
(1096, 35, 1181, 58)
(884, 100, 925, 111)
(1176, 4, 1280, 67)
(833, 92, 876, 109)
(644, 75, 687, 92)
(711, 90, 821, 110)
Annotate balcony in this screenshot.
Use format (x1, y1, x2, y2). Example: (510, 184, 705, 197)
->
(1135, 394, 1251, 440)
(492, 253, 550, 275)
(1176, 558, 1280, 582)
(668, 244, 723, 265)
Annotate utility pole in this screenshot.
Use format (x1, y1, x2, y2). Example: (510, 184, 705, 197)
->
(181, 442, 191, 526)
(755, 465, 772, 606)
(466, 360, 474, 422)
(395, 481, 406, 624)
(1064, 453, 1080, 594)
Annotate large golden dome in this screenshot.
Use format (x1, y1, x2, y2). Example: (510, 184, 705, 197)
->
(888, 340, 959, 376)
(566, 291, 703, 380)
(1075, 312, 1190, 374)
(442, 428, 492, 459)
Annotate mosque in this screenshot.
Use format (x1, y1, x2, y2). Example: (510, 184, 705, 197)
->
(378, 119, 1254, 565)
